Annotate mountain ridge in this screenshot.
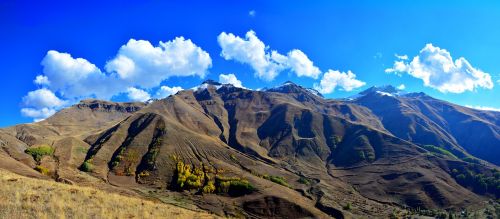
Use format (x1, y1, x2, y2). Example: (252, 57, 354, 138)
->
(1, 80, 498, 218)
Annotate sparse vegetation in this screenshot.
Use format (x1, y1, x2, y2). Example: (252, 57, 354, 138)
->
(34, 165, 50, 175)
(421, 145, 457, 159)
(0, 169, 215, 218)
(263, 175, 289, 187)
(297, 177, 310, 185)
(25, 145, 54, 162)
(450, 166, 500, 197)
(229, 154, 237, 162)
(75, 146, 87, 154)
(80, 160, 94, 172)
(343, 202, 352, 210)
(249, 171, 291, 188)
(215, 175, 254, 196)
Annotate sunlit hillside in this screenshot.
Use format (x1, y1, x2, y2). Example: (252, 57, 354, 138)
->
(0, 168, 217, 219)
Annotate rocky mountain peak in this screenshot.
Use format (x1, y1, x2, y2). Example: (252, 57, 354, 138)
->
(359, 85, 400, 95)
(201, 79, 223, 86)
(265, 81, 324, 98)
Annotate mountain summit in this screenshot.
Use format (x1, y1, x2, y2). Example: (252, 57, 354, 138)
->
(359, 85, 401, 95)
(265, 81, 324, 97)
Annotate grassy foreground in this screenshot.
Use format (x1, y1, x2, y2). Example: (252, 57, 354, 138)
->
(0, 168, 217, 219)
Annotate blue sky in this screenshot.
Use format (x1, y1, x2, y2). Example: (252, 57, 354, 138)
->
(1, 0, 500, 127)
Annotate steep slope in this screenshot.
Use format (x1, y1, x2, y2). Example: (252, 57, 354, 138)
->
(78, 81, 491, 217)
(0, 100, 145, 187)
(1, 81, 498, 218)
(354, 86, 500, 165)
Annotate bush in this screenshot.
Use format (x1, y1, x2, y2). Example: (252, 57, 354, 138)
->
(138, 171, 150, 178)
(202, 181, 215, 194)
(34, 165, 50, 175)
(343, 202, 352, 210)
(421, 145, 457, 159)
(25, 145, 54, 162)
(81, 160, 94, 172)
(298, 177, 310, 185)
(215, 175, 254, 196)
(263, 175, 289, 187)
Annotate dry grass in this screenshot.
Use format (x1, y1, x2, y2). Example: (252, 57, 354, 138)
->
(0, 168, 218, 219)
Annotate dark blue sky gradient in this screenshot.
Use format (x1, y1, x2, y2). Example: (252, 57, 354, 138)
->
(1, 0, 499, 126)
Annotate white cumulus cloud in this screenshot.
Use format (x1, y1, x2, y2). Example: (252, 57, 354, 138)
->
(217, 30, 320, 81)
(314, 70, 366, 94)
(397, 84, 406, 90)
(155, 85, 183, 99)
(34, 75, 50, 86)
(126, 87, 151, 102)
(41, 50, 116, 99)
(21, 108, 57, 122)
(21, 37, 211, 121)
(287, 49, 321, 79)
(105, 38, 212, 88)
(219, 73, 244, 88)
(386, 44, 493, 93)
(22, 88, 66, 109)
(21, 88, 66, 122)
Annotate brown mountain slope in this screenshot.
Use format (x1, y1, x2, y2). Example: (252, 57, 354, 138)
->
(79, 82, 490, 217)
(354, 86, 500, 165)
(0, 81, 498, 218)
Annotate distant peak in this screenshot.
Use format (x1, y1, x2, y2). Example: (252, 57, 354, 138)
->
(264, 81, 323, 98)
(201, 79, 222, 86)
(359, 85, 399, 95)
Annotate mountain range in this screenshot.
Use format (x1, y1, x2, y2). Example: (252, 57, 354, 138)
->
(1, 80, 499, 218)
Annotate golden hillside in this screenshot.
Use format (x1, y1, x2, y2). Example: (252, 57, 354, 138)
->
(0, 168, 217, 219)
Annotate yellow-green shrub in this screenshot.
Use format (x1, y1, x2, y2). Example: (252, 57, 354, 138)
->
(34, 165, 50, 175)
(25, 145, 54, 162)
(202, 181, 215, 193)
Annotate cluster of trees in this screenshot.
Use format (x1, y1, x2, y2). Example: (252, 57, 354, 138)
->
(451, 166, 500, 198)
(25, 145, 54, 162)
(172, 160, 254, 196)
(25, 145, 55, 175)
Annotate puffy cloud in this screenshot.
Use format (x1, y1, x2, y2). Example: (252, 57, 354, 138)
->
(34, 75, 50, 86)
(466, 105, 500, 112)
(386, 44, 493, 93)
(126, 87, 151, 102)
(21, 108, 57, 122)
(287, 50, 321, 79)
(105, 38, 212, 88)
(397, 84, 406, 90)
(314, 70, 366, 94)
(21, 37, 211, 121)
(21, 88, 66, 122)
(41, 50, 116, 99)
(395, 54, 408, 60)
(219, 73, 243, 88)
(22, 88, 66, 109)
(155, 85, 183, 98)
(217, 30, 320, 81)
